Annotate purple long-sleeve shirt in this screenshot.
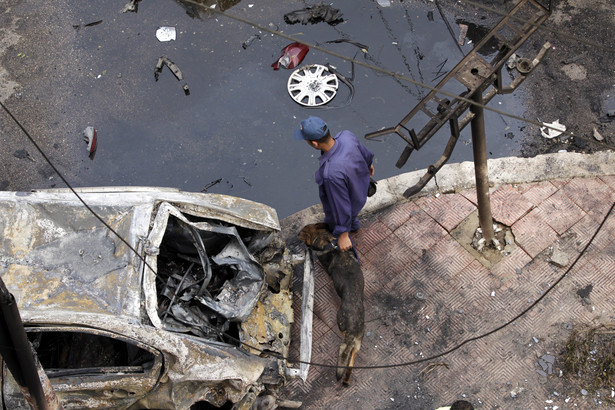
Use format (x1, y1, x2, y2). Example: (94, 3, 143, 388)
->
(315, 130, 374, 236)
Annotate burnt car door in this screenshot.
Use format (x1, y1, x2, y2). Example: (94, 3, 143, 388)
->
(2, 327, 163, 409)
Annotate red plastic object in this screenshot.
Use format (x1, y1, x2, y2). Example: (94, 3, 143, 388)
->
(271, 42, 309, 70)
(83, 126, 97, 158)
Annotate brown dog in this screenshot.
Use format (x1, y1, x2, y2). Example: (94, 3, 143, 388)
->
(298, 223, 365, 385)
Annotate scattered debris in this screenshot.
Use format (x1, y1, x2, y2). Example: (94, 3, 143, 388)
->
(121, 0, 141, 13)
(549, 246, 570, 267)
(376, 0, 391, 7)
(472, 223, 505, 252)
(592, 127, 604, 141)
(154, 56, 190, 95)
(562, 52, 586, 65)
(13, 149, 34, 161)
(201, 178, 222, 192)
(325, 38, 369, 53)
(458, 23, 469, 46)
(563, 324, 615, 395)
(83, 126, 97, 159)
(539, 353, 555, 377)
(506, 53, 519, 70)
(156, 26, 176, 42)
(72, 20, 103, 30)
(272, 42, 309, 70)
(283, 2, 344, 26)
(242, 34, 261, 49)
(541, 120, 566, 139)
(510, 386, 524, 398)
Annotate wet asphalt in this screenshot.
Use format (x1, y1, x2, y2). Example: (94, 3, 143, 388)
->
(1, 0, 528, 218)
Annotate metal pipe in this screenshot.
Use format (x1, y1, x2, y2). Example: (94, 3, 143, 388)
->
(470, 89, 495, 243)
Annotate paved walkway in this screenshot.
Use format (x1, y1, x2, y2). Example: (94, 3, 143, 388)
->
(280, 152, 615, 409)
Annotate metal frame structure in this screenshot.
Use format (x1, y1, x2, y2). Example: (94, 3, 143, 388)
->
(366, 0, 551, 198)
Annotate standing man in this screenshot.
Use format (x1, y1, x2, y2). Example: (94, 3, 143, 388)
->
(294, 116, 375, 252)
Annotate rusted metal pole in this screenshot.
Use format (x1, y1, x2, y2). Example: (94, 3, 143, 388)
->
(470, 89, 495, 243)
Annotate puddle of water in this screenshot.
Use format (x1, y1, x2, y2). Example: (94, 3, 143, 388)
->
(62, 0, 528, 218)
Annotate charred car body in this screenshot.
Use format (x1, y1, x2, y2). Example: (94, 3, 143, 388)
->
(0, 187, 308, 409)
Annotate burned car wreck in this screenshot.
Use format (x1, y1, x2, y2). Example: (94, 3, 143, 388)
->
(0, 187, 309, 409)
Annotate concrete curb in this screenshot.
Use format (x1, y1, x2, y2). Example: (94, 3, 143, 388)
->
(280, 151, 615, 241)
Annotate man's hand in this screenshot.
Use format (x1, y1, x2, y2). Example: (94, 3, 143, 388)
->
(337, 231, 353, 252)
(369, 164, 375, 177)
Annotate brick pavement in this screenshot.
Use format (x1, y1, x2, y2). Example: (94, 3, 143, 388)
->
(282, 175, 615, 409)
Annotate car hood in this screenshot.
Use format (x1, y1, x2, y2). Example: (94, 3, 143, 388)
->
(0, 187, 279, 322)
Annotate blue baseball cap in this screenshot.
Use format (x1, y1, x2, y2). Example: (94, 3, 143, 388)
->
(293, 116, 329, 141)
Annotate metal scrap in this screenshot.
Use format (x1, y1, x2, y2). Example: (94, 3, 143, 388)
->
(240, 291, 293, 356)
(154, 56, 190, 95)
(121, 0, 141, 13)
(155, 217, 266, 341)
(242, 34, 261, 49)
(541, 120, 566, 139)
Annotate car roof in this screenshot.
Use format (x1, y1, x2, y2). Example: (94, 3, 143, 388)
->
(0, 187, 279, 322)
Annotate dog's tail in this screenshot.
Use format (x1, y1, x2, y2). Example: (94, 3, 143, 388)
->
(336, 333, 362, 385)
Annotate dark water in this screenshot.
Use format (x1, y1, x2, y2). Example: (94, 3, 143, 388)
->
(67, 0, 527, 218)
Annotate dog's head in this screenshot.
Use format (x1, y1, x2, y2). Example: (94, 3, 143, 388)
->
(298, 223, 335, 250)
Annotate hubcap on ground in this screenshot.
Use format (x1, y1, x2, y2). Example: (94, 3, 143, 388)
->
(287, 64, 338, 106)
